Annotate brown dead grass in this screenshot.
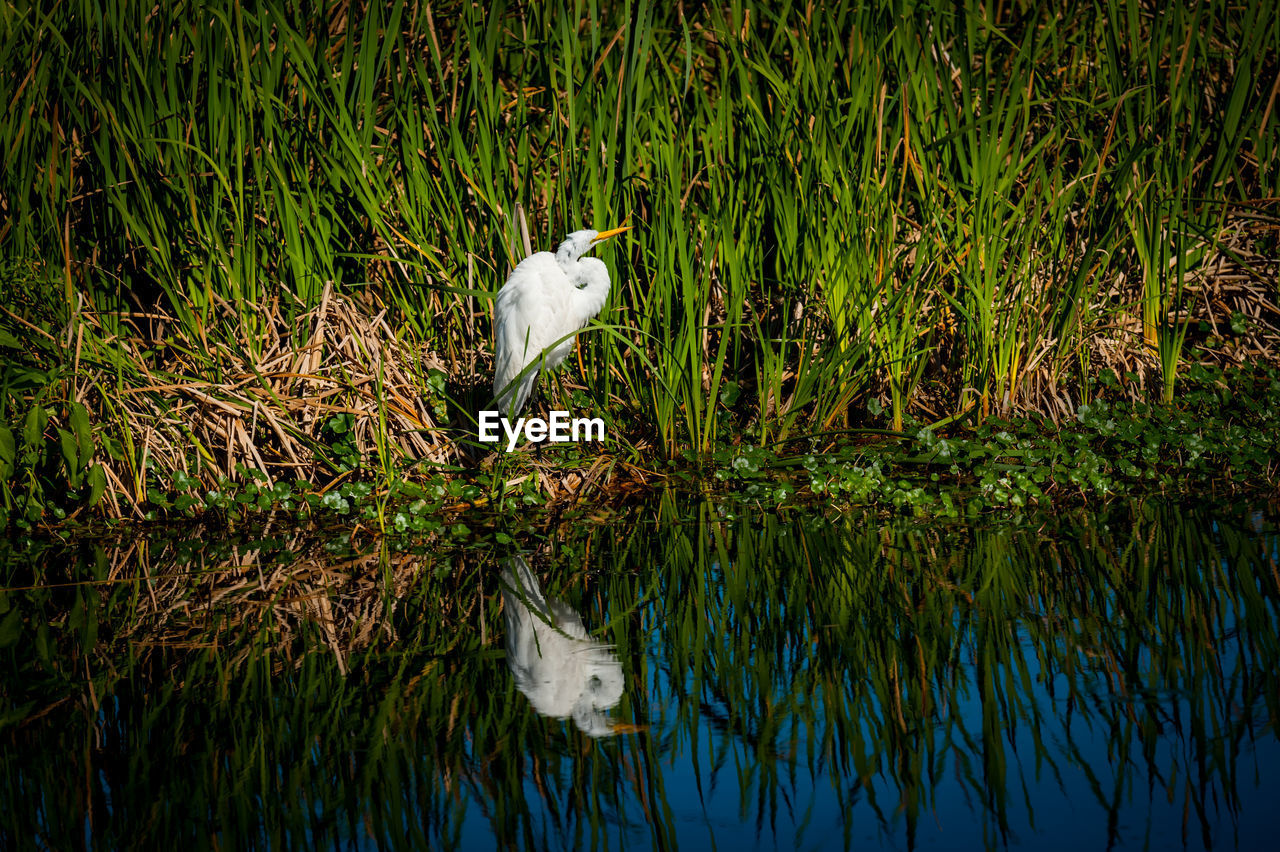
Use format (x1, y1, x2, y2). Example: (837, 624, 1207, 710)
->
(72, 284, 458, 518)
(908, 213, 1280, 423)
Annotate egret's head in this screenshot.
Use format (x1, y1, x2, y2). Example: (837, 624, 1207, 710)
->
(556, 226, 631, 264)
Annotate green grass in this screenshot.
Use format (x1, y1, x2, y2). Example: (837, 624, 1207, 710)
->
(1, 0, 1278, 521)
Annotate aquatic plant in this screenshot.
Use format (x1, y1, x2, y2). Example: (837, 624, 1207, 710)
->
(1, 0, 1278, 521)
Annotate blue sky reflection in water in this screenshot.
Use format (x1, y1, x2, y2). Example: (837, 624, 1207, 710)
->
(476, 506, 1280, 851)
(1, 501, 1277, 851)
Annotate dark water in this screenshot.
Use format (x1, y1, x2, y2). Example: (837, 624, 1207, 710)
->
(1, 498, 1277, 850)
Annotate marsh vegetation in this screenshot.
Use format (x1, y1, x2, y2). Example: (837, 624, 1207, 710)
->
(1, 0, 1278, 524)
(3, 6, 1279, 848)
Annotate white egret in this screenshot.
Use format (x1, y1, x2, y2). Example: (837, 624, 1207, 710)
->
(500, 556, 624, 738)
(491, 226, 630, 416)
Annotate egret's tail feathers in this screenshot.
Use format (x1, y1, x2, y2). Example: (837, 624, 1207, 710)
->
(492, 368, 536, 419)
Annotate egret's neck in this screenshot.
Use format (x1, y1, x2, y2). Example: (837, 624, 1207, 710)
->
(568, 258, 611, 325)
(556, 249, 586, 275)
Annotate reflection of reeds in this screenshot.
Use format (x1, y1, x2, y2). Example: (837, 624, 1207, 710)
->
(594, 502, 1280, 848)
(24, 525, 484, 682)
(2, 500, 1277, 848)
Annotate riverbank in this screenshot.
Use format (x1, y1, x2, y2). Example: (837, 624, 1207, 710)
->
(2, 358, 1277, 537)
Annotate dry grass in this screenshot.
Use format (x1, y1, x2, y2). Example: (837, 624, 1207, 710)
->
(73, 285, 459, 518)
(909, 213, 1280, 423)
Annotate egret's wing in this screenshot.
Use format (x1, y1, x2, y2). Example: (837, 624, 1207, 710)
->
(500, 555, 624, 725)
(500, 559, 551, 681)
(546, 599, 590, 640)
(501, 557, 547, 613)
(492, 255, 563, 415)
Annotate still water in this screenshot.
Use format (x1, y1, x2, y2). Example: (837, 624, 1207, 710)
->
(1, 498, 1277, 850)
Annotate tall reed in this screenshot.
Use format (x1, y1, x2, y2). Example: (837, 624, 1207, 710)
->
(2, 0, 1276, 486)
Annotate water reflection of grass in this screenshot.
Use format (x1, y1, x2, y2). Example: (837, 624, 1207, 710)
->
(1, 501, 1277, 848)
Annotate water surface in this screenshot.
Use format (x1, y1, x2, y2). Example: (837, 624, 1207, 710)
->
(1, 499, 1277, 850)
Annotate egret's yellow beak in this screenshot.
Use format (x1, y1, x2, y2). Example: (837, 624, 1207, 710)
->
(591, 225, 631, 243)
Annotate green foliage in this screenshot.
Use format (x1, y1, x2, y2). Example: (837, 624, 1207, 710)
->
(712, 365, 1280, 514)
(0, 401, 107, 526)
(1, 0, 1278, 519)
(321, 413, 361, 473)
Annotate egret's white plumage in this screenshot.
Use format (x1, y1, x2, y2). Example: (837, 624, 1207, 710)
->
(500, 556, 624, 738)
(492, 227, 629, 416)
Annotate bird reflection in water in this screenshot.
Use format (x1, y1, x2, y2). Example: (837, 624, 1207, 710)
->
(500, 557, 638, 738)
